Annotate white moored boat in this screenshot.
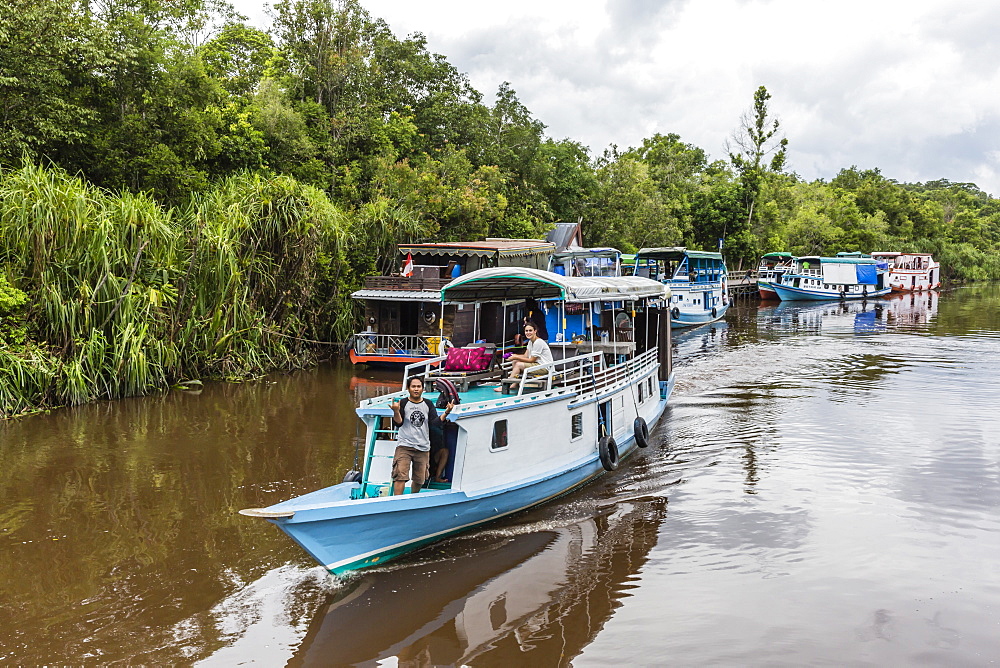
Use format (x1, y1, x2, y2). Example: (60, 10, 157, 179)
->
(240, 267, 675, 575)
(871, 252, 941, 292)
(632, 247, 729, 327)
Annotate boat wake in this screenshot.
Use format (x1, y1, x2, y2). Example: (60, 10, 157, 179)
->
(177, 564, 342, 666)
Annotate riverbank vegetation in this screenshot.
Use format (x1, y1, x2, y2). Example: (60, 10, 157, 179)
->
(2, 0, 999, 416)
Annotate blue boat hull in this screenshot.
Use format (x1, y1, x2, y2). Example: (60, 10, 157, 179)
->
(771, 283, 890, 301)
(266, 378, 675, 575)
(670, 302, 729, 328)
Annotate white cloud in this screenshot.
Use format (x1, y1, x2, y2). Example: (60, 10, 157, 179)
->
(231, 0, 1000, 195)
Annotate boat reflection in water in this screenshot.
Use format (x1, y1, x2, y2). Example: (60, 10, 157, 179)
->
(881, 290, 939, 329)
(758, 291, 940, 338)
(287, 497, 667, 666)
(759, 299, 885, 336)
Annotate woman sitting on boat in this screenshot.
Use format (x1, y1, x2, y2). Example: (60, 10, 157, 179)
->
(496, 321, 553, 391)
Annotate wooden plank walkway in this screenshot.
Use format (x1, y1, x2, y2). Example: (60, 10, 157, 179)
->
(727, 271, 759, 301)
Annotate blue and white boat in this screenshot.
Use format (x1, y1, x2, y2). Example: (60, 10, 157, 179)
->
(632, 247, 729, 327)
(240, 267, 675, 575)
(771, 255, 890, 301)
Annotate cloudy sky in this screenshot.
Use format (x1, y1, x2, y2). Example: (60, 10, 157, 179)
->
(234, 0, 1000, 196)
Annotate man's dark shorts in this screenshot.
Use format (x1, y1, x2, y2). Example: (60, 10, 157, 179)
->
(392, 446, 429, 485)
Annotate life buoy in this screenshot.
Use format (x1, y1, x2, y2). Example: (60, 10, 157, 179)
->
(633, 417, 649, 448)
(599, 435, 619, 471)
(671, 307, 680, 319)
(433, 378, 461, 406)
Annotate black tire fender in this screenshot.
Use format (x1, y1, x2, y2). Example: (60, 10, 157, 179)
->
(634, 417, 649, 448)
(671, 307, 680, 319)
(711, 307, 718, 318)
(599, 435, 619, 471)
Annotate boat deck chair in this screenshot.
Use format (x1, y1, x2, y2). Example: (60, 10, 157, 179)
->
(498, 344, 579, 394)
(425, 343, 501, 391)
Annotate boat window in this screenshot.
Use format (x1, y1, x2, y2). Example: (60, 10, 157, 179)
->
(648, 377, 654, 397)
(638, 382, 645, 403)
(571, 413, 583, 440)
(491, 420, 509, 451)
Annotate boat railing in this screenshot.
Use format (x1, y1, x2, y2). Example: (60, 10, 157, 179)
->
(362, 275, 450, 291)
(352, 333, 437, 357)
(580, 347, 659, 395)
(506, 347, 659, 397)
(502, 351, 606, 396)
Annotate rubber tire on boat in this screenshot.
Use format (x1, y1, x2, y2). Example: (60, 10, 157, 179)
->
(863, 287, 868, 298)
(711, 307, 718, 318)
(634, 417, 650, 448)
(671, 307, 680, 319)
(599, 435, 619, 471)
(839, 289, 846, 300)
(342, 469, 362, 483)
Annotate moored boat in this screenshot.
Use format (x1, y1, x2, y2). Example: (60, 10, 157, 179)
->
(871, 252, 941, 292)
(633, 247, 729, 327)
(241, 267, 675, 575)
(771, 255, 890, 301)
(348, 239, 554, 366)
(756, 251, 795, 299)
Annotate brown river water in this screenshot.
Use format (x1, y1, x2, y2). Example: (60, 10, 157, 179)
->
(2, 285, 999, 665)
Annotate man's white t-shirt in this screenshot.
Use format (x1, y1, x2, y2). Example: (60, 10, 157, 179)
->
(526, 337, 553, 365)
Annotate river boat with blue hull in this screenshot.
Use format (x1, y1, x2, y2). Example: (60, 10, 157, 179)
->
(241, 267, 675, 575)
(756, 251, 795, 300)
(348, 239, 555, 367)
(771, 255, 891, 301)
(632, 247, 730, 327)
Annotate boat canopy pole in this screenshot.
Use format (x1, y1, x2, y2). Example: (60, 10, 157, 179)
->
(612, 300, 618, 358)
(502, 299, 507, 349)
(438, 300, 444, 347)
(589, 302, 595, 354)
(560, 301, 566, 344)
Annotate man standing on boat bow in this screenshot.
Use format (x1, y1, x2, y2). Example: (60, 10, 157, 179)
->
(391, 376, 453, 495)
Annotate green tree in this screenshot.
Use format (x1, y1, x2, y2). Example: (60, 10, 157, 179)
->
(533, 139, 598, 225)
(588, 155, 680, 252)
(0, 0, 108, 165)
(201, 23, 275, 98)
(727, 85, 788, 264)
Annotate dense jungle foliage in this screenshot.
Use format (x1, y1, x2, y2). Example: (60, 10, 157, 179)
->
(2, 0, 999, 416)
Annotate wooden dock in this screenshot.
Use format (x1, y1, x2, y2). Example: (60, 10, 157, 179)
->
(727, 271, 760, 301)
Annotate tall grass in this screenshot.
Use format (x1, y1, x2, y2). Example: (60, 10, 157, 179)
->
(0, 164, 354, 417)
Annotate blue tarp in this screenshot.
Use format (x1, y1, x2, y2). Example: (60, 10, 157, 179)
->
(855, 264, 878, 285)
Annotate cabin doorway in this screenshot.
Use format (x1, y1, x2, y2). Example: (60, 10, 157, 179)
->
(378, 303, 400, 335)
(377, 302, 420, 335)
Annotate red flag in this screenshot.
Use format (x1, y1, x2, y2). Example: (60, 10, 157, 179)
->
(402, 253, 414, 277)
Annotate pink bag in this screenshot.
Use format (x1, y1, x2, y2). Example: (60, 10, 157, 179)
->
(444, 346, 491, 372)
